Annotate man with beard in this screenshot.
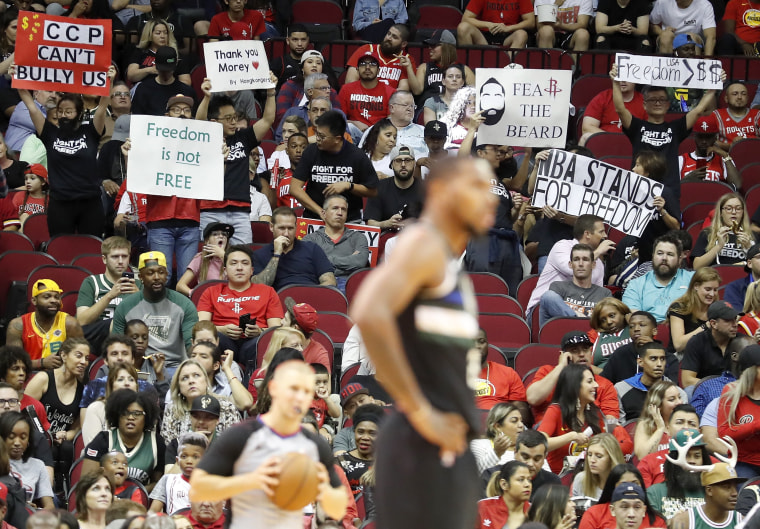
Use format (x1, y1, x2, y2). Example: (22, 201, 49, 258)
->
(479, 78, 506, 126)
(113, 251, 198, 378)
(345, 24, 415, 91)
(6, 280, 83, 370)
(131, 46, 195, 116)
(680, 300, 739, 388)
(5, 89, 59, 151)
(269, 24, 310, 90)
(339, 53, 395, 133)
(472, 328, 525, 411)
(670, 463, 745, 529)
(713, 82, 760, 148)
(646, 429, 709, 520)
(622, 233, 695, 323)
(678, 115, 740, 187)
(365, 145, 424, 232)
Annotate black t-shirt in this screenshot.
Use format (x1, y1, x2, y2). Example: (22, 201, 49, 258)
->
(692, 229, 755, 265)
(131, 77, 196, 117)
(530, 217, 573, 258)
(293, 142, 379, 221)
(637, 185, 681, 263)
(597, 0, 650, 25)
(125, 12, 192, 39)
(666, 301, 705, 354)
(3, 160, 29, 189)
(363, 177, 424, 225)
(681, 331, 727, 379)
(40, 120, 102, 200)
(270, 54, 302, 91)
(491, 178, 514, 230)
(213, 127, 259, 205)
(98, 139, 126, 184)
(624, 115, 688, 197)
(129, 48, 191, 78)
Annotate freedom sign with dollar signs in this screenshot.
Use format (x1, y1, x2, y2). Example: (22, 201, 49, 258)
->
(13, 12, 112, 96)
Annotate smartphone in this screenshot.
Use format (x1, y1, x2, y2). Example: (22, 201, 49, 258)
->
(239, 313, 252, 329)
(122, 271, 135, 279)
(696, 158, 707, 171)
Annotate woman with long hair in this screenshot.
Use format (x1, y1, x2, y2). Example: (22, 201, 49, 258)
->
(538, 364, 632, 474)
(0, 10, 17, 76)
(571, 433, 625, 500)
(251, 348, 305, 415)
(470, 402, 526, 474)
(589, 298, 632, 369)
(0, 132, 28, 190)
(415, 34, 475, 106)
(422, 65, 466, 124)
(527, 485, 576, 529)
(441, 87, 477, 151)
(0, 436, 29, 529)
(579, 463, 666, 529)
(81, 361, 139, 445)
(361, 118, 397, 179)
(667, 267, 720, 352)
(248, 327, 306, 400)
(738, 281, 760, 336)
(127, 20, 190, 85)
(718, 349, 760, 477)
(632, 380, 684, 459)
(176, 222, 233, 297)
(76, 469, 114, 529)
(478, 461, 532, 529)
(692, 192, 755, 269)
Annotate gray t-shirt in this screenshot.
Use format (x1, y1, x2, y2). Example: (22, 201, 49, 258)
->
(549, 281, 612, 317)
(10, 457, 54, 501)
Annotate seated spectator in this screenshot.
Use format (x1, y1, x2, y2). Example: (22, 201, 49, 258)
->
(270, 132, 307, 209)
(457, 0, 534, 48)
(692, 193, 754, 269)
(622, 233, 695, 323)
(275, 53, 341, 128)
(0, 133, 29, 191)
(337, 403, 383, 498)
(302, 195, 370, 291)
(679, 116, 740, 188)
(414, 31, 475, 107)
(248, 147, 273, 222)
(535, 0, 592, 51)
(131, 47, 195, 116)
(739, 281, 760, 336)
(667, 267, 720, 353)
(149, 432, 208, 513)
(352, 0, 407, 43)
(650, 0, 716, 55)
(470, 402, 526, 474)
(333, 382, 385, 455)
(4, 90, 58, 153)
(82, 389, 164, 488)
(161, 359, 240, 444)
(539, 243, 612, 327)
(186, 500, 225, 529)
(247, 328, 306, 397)
(125, 0, 193, 50)
(100, 451, 148, 504)
(645, 428, 708, 519)
(270, 24, 310, 91)
(268, 115, 306, 172)
(339, 53, 395, 134)
(362, 118, 397, 178)
(472, 328, 526, 411)
(690, 335, 749, 417)
(526, 332, 620, 423)
(713, 82, 760, 149)
(527, 485, 577, 529)
(345, 24, 415, 91)
(716, 0, 760, 56)
(81, 361, 139, 445)
(365, 145, 424, 232)
(423, 65, 466, 124)
(0, 412, 54, 509)
(208, 0, 264, 40)
(176, 223, 232, 297)
(0, 346, 50, 431)
(416, 120, 451, 179)
(127, 20, 191, 86)
(13, 164, 47, 225)
(571, 433, 625, 500)
(477, 461, 532, 529)
(634, 381, 691, 462)
(440, 87, 477, 152)
(681, 300, 739, 388)
(361, 91, 428, 158)
(65, 0, 125, 31)
(6, 279, 83, 369)
(298, 96, 353, 145)
(636, 403, 697, 482)
(595, 0, 652, 52)
(164, 395, 223, 474)
(615, 343, 686, 422)
(580, 80, 646, 146)
(187, 341, 250, 411)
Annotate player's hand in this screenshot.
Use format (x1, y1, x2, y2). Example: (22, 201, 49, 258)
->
(244, 324, 262, 338)
(42, 355, 63, 369)
(251, 456, 281, 497)
(407, 404, 468, 460)
(273, 235, 290, 254)
(221, 323, 243, 339)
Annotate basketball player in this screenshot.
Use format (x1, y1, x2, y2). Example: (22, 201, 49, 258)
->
(189, 361, 347, 529)
(350, 157, 499, 529)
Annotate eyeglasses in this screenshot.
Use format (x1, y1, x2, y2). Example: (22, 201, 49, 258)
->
(393, 157, 415, 164)
(168, 106, 192, 117)
(112, 92, 130, 98)
(0, 398, 19, 407)
(393, 102, 417, 110)
(217, 114, 237, 123)
(722, 205, 744, 213)
(315, 130, 336, 141)
(59, 109, 78, 117)
(644, 98, 669, 105)
(121, 410, 146, 418)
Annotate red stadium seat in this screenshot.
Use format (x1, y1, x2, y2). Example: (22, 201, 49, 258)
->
(576, 51, 615, 76)
(687, 222, 704, 246)
(487, 345, 508, 366)
(571, 75, 612, 111)
(259, 140, 278, 162)
(321, 41, 370, 71)
(680, 181, 734, 212)
(60, 291, 78, 316)
(679, 135, 696, 156)
(513, 344, 559, 379)
(190, 280, 226, 307)
(478, 313, 530, 352)
(456, 46, 511, 69)
(190, 64, 207, 102)
(251, 221, 274, 243)
(600, 155, 632, 170)
(46, 235, 103, 265)
(26, 265, 92, 302)
(713, 265, 748, 285)
(740, 163, 760, 193)
(22, 213, 50, 250)
(475, 294, 523, 316)
(316, 311, 352, 345)
(344, 268, 371, 305)
(278, 285, 348, 314)
(340, 362, 360, 390)
(291, 0, 345, 41)
(70, 254, 106, 275)
(586, 133, 632, 159)
(468, 272, 509, 296)
(416, 5, 462, 32)
(0, 251, 58, 321)
(516, 275, 538, 316)
(0, 231, 34, 254)
(681, 202, 717, 228)
(730, 138, 760, 170)
(538, 317, 592, 344)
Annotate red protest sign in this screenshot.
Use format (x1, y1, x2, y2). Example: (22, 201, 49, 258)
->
(13, 12, 112, 96)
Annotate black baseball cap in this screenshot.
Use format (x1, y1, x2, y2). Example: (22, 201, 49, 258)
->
(190, 395, 220, 417)
(156, 46, 178, 72)
(707, 300, 741, 321)
(745, 243, 760, 272)
(561, 331, 592, 350)
(424, 120, 447, 139)
(738, 344, 760, 372)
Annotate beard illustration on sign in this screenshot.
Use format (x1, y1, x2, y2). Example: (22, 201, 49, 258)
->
(479, 77, 506, 126)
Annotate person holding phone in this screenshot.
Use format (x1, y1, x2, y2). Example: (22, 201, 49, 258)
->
(197, 245, 284, 366)
(678, 116, 741, 188)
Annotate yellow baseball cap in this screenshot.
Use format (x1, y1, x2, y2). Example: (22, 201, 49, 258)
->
(138, 251, 168, 270)
(32, 279, 62, 297)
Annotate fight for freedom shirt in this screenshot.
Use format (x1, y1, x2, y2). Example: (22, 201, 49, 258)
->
(201, 127, 259, 210)
(40, 120, 102, 200)
(624, 115, 688, 197)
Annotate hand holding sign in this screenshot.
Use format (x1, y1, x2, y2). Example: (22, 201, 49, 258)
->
(204, 40, 274, 92)
(614, 53, 723, 90)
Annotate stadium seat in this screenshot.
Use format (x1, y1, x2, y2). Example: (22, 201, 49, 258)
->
(321, 41, 370, 72)
(0, 231, 34, 254)
(571, 75, 612, 111)
(259, 140, 278, 162)
(576, 51, 615, 76)
(679, 135, 696, 156)
(73, 432, 84, 460)
(538, 317, 592, 344)
(740, 163, 760, 193)
(713, 265, 748, 285)
(475, 294, 523, 316)
(681, 202, 717, 228)
(522, 366, 540, 386)
(26, 265, 91, 302)
(469, 272, 509, 296)
(516, 275, 538, 316)
(512, 48, 573, 70)
(730, 138, 760, 170)
(600, 155, 632, 170)
(340, 362, 360, 390)
(70, 254, 105, 275)
(190, 64, 207, 102)
(291, 0, 345, 42)
(487, 345, 508, 366)
(416, 5, 462, 38)
(456, 46, 511, 69)
(687, 221, 704, 246)
(256, 327, 335, 373)
(46, 235, 104, 265)
(278, 285, 348, 314)
(60, 291, 78, 316)
(189, 280, 226, 307)
(344, 268, 371, 305)
(251, 221, 274, 243)
(23, 213, 50, 250)
(0, 251, 58, 322)
(680, 181, 734, 212)
(586, 133, 632, 159)
(513, 344, 558, 379)
(88, 357, 106, 381)
(315, 311, 352, 345)
(478, 313, 530, 353)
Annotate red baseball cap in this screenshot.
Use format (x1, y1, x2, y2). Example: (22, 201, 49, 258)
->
(693, 115, 719, 134)
(284, 297, 318, 334)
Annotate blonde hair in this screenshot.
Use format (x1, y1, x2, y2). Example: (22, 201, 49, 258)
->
(707, 193, 751, 248)
(138, 19, 178, 52)
(743, 281, 760, 313)
(638, 380, 679, 435)
(581, 433, 624, 497)
(720, 366, 758, 428)
(168, 359, 216, 421)
(260, 327, 306, 372)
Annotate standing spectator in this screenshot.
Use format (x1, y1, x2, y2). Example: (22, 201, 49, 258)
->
(580, 80, 646, 146)
(131, 47, 195, 116)
(650, 0, 717, 54)
(457, 0, 534, 48)
(713, 82, 760, 147)
(127, 20, 191, 86)
(345, 25, 415, 91)
(679, 116, 740, 187)
(352, 0, 408, 43)
(208, 0, 264, 40)
(595, 0, 652, 51)
(716, 0, 760, 55)
(535, 0, 593, 50)
(339, 53, 395, 133)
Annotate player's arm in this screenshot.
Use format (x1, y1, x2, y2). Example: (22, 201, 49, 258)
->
(189, 462, 281, 502)
(350, 227, 468, 456)
(609, 64, 632, 130)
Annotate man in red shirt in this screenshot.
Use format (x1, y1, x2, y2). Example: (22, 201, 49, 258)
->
(580, 80, 646, 145)
(197, 244, 283, 364)
(208, 0, 265, 40)
(457, 0, 535, 49)
(339, 53, 395, 133)
(473, 328, 526, 411)
(637, 404, 700, 487)
(679, 115, 741, 188)
(345, 24, 415, 91)
(713, 82, 760, 148)
(188, 500, 226, 529)
(717, 0, 760, 56)
(526, 331, 619, 422)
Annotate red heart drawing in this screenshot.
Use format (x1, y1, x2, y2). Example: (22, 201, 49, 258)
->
(252, 61, 259, 69)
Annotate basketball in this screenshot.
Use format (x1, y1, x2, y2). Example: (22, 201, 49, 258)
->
(271, 452, 320, 511)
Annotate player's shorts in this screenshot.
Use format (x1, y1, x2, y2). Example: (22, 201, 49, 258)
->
(374, 412, 479, 529)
